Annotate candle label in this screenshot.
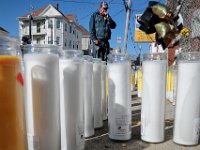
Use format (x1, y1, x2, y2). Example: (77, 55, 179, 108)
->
(114, 114, 131, 136)
(28, 134, 40, 150)
(76, 123, 84, 146)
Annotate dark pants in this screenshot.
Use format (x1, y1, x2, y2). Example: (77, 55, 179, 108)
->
(92, 40, 110, 62)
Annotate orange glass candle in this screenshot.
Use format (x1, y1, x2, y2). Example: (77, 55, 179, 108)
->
(0, 56, 27, 150)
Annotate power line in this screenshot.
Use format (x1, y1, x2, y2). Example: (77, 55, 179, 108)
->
(78, 0, 122, 21)
(78, 12, 93, 21)
(54, 0, 97, 4)
(113, 8, 125, 18)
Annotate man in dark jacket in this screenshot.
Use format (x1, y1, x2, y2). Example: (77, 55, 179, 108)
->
(89, 1, 116, 61)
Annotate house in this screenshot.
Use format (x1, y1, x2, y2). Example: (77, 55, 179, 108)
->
(64, 15, 92, 54)
(78, 25, 92, 55)
(18, 4, 89, 52)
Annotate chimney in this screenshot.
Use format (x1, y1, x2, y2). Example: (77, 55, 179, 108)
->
(56, 3, 59, 10)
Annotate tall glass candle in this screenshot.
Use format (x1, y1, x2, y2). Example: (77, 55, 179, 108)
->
(173, 52, 200, 145)
(107, 53, 132, 141)
(0, 35, 27, 150)
(141, 53, 167, 143)
(24, 45, 60, 150)
(82, 55, 94, 138)
(92, 58, 103, 129)
(102, 61, 107, 121)
(59, 50, 85, 150)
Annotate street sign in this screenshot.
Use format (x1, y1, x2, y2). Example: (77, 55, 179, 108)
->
(134, 14, 155, 42)
(117, 36, 122, 44)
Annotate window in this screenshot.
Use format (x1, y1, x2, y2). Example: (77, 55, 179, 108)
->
(48, 36, 53, 44)
(65, 23, 67, 31)
(73, 41, 75, 49)
(36, 38, 41, 44)
(43, 21, 45, 29)
(37, 22, 41, 33)
(77, 33, 79, 39)
(77, 45, 78, 49)
(56, 20, 61, 29)
(56, 36, 60, 45)
(48, 20, 53, 28)
(21, 24, 25, 29)
(69, 25, 72, 33)
(69, 40, 72, 48)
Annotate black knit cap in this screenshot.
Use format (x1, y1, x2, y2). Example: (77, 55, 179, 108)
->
(100, 1, 109, 9)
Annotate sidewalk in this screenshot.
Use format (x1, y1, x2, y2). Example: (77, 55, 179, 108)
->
(85, 92, 200, 150)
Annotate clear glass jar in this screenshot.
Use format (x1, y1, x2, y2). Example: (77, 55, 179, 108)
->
(143, 52, 167, 61)
(141, 53, 167, 143)
(107, 53, 132, 141)
(24, 44, 60, 150)
(108, 53, 130, 63)
(59, 50, 85, 150)
(60, 49, 83, 60)
(0, 35, 27, 150)
(173, 52, 200, 145)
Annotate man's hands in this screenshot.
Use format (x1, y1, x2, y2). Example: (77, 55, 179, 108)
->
(93, 39, 102, 46)
(104, 12, 109, 19)
(93, 39, 99, 45)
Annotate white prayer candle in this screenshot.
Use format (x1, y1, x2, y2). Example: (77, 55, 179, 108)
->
(173, 52, 200, 145)
(108, 53, 132, 141)
(141, 53, 167, 143)
(101, 61, 107, 121)
(82, 55, 94, 138)
(93, 58, 103, 129)
(24, 45, 60, 150)
(59, 50, 84, 150)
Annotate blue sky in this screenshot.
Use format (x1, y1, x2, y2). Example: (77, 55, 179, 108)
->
(0, 0, 165, 56)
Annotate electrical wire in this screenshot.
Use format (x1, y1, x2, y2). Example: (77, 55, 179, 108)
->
(54, 0, 97, 4)
(113, 8, 125, 18)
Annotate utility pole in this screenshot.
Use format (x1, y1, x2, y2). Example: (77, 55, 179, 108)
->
(28, 3, 34, 44)
(123, 0, 132, 54)
(28, 15, 33, 44)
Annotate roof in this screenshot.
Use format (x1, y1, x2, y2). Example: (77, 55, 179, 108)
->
(0, 26, 8, 33)
(24, 5, 48, 17)
(78, 25, 89, 36)
(64, 14, 76, 22)
(20, 4, 76, 24)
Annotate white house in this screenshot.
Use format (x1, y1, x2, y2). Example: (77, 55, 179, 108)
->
(18, 4, 90, 52)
